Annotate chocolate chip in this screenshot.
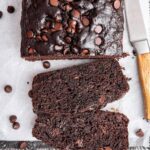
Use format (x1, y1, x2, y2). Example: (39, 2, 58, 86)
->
(52, 22, 62, 31)
(95, 37, 102, 46)
(9, 115, 17, 123)
(63, 47, 70, 55)
(136, 129, 144, 137)
(27, 82, 29, 84)
(65, 4, 72, 11)
(132, 49, 137, 56)
(69, 20, 77, 28)
(72, 47, 79, 54)
(0, 11, 3, 18)
(114, 0, 121, 10)
(54, 45, 63, 51)
(4, 85, 12, 93)
(36, 35, 42, 41)
(42, 35, 48, 42)
(65, 36, 72, 44)
(28, 90, 33, 98)
(67, 27, 75, 34)
(49, 0, 59, 7)
(26, 31, 34, 38)
(94, 25, 103, 34)
(12, 122, 20, 130)
(28, 48, 36, 54)
(43, 61, 51, 69)
(72, 10, 80, 18)
(81, 17, 90, 26)
(7, 6, 15, 13)
(81, 49, 90, 56)
(19, 141, 27, 149)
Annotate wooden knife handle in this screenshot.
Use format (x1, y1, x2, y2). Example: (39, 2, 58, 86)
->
(137, 53, 150, 120)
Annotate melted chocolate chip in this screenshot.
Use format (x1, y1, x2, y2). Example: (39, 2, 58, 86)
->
(136, 129, 144, 137)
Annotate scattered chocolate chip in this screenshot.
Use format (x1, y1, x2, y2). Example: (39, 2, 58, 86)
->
(136, 129, 144, 137)
(49, 0, 59, 7)
(95, 37, 102, 46)
(94, 25, 103, 34)
(114, 0, 121, 10)
(54, 45, 63, 51)
(26, 31, 34, 38)
(9, 115, 17, 123)
(7, 6, 15, 13)
(19, 141, 27, 149)
(27, 82, 29, 84)
(12, 122, 20, 130)
(0, 11, 3, 18)
(72, 10, 80, 18)
(4, 85, 12, 93)
(42, 35, 48, 42)
(65, 36, 72, 44)
(132, 49, 137, 56)
(28, 90, 33, 98)
(81, 49, 89, 56)
(81, 17, 90, 26)
(43, 61, 51, 69)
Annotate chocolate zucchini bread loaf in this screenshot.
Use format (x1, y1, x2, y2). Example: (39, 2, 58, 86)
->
(32, 59, 129, 114)
(21, 0, 124, 60)
(33, 110, 129, 150)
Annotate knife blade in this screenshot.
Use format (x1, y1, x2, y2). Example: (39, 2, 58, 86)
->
(125, 0, 150, 120)
(125, 0, 150, 54)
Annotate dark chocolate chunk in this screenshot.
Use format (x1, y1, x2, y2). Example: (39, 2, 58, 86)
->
(28, 90, 33, 98)
(7, 6, 15, 13)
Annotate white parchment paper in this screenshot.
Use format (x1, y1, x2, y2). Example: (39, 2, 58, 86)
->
(0, 0, 150, 147)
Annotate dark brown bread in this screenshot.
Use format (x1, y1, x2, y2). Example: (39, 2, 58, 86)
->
(21, 0, 124, 60)
(32, 59, 129, 114)
(32, 110, 129, 150)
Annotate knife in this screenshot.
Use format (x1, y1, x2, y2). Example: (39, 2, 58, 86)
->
(125, 0, 150, 120)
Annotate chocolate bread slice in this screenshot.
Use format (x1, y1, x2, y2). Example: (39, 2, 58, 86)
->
(32, 110, 129, 150)
(32, 59, 129, 114)
(21, 0, 124, 60)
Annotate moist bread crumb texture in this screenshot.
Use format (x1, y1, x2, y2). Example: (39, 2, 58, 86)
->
(31, 59, 129, 150)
